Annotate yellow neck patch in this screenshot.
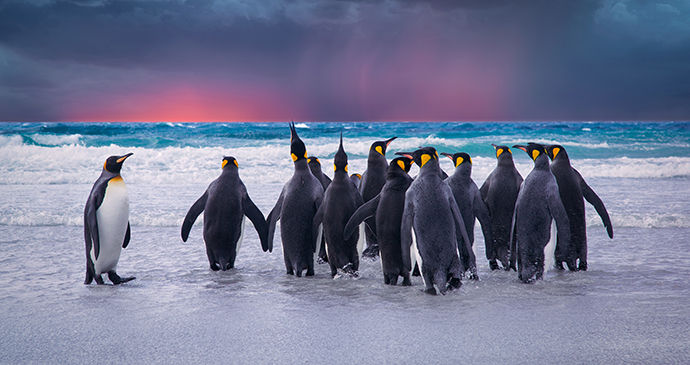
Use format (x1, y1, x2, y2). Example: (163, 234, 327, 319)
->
(421, 154, 431, 167)
(397, 160, 406, 170)
(532, 150, 540, 160)
(291, 153, 298, 162)
(552, 147, 560, 159)
(222, 160, 228, 169)
(375, 146, 384, 155)
(455, 157, 464, 167)
(496, 149, 504, 158)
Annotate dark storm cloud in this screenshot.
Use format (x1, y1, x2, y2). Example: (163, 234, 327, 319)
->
(0, 0, 689, 121)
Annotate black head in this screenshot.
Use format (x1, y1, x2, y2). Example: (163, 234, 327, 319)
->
(513, 142, 547, 162)
(289, 121, 308, 162)
(103, 153, 133, 174)
(307, 156, 322, 167)
(390, 156, 413, 173)
(491, 144, 513, 159)
(350, 173, 362, 180)
(333, 132, 348, 173)
(370, 136, 397, 156)
(396, 146, 438, 168)
(222, 156, 238, 170)
(544, 144, 567, 161)
(440, 152, 472, 168)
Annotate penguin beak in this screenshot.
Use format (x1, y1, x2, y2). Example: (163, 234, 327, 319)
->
(440, 152, 454, 161)
(512, 145, 527, 153)
(395, 151, 415, 160)
(116, 153, 133, 163)
(385, 136, 397, 147)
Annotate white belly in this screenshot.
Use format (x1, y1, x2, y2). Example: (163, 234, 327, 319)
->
(92, 177, 129, 275)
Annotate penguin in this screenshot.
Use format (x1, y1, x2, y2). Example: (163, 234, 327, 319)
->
(350, 173, 362, 189)
(359, 136, 397, 257)
(181, 156, 269, 271)
(343, 156, 414, 285)
(83, 153, 136, 285)
(441, 152, 492, 279)
(510, 143, 573, 283)
(397, 147, 475, 295)
(313, 133, 364, 277)
(307, 156, 331, 263)
(544, 144, 613, 271)
(267, 122, 324, 277)
(479, 144, 523, 270)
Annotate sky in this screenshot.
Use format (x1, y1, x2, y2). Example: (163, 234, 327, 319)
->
(0, 0, 689, 122)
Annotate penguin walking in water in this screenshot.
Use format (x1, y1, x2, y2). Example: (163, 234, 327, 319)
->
(359, 137, 397, 257)
(313, 134, 364, 277)
(510, 143, 573, 283)
(397, 147, 475, 295)
(544, 144, 613, 271)
(343, 156, 414, 285)
(181, 156, 269, 271)
(441, 152, 492, 279)
(479, 144, 523, 270)
(308, 156, 332, 263)
(267, 122, 324, 277)
(83, 153, 136, 285)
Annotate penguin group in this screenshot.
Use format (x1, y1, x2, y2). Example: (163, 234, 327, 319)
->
(83, 123, 613, 294)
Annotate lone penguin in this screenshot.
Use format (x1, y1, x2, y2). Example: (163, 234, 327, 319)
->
(181, 156, 269, 271)
(479, 144, 523, 270)
(83, 153, 136, 285)
(359, 136, 397, 257)
(267, 122, 324, 277)
(344, 156, 415, 285)
(313, 133, 364, 277)
(510, 143, 573, 283)
(397, 147, 475, 294)
(544, 144, 613, 271)
(441, 152, 492, 279)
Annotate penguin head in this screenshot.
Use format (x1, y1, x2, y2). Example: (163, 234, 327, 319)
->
(491, 144, 513, 159)
(307, 156, 321, 167)
(369, 137, 397, 156)
(544, 144, 567, 161)
(390, 156, 413, 173)
(333, 132, 348, 173)
(221, 156, 239, 170)
(350, 173, 362, 181)
(513, 143, 547, 162)
(440, 152, 472, 168)
(103, 153, 133, 174)
(289, 121, 308, 162)
(396, 146, 438, 168)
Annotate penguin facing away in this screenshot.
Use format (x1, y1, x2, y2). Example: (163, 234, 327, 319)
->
(181, 156, 269, 271)
(344, 156, 415, 285)
(349, 173, 362, 189)
(441, 152, 492, 279)
(397, 147, 475, 295)
(84, 153, 135, 285)
(307, 156, 332, 263)
(510, 143, 573, 283)
(359, 136, 397, 257)
(267, 122, 324, 277)
(544, 144, 613, 271)
(313, 133, 364, 277)
(479, 144, 523, 271)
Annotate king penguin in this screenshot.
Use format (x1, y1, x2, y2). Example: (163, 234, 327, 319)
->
(313, 133, 364, 277)
(181, 156, 269, 271)
(83, 153, 136, 285)
(544, 144, 613, 271)
(397, 147, 475, 294)
(307, 156, 332, 263)
(267, 122, 324, 277)
(479, 144, 523, 270)
(441, 152, 492, 279)
(510, 143, 573, 283)
(344, 156, 414, 285)
(359, 136, 397, 257)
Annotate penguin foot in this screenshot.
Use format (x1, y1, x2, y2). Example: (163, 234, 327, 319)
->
(423, 287, 438, 295)
(108, 271, 135, 285)
(578, 261, 588, 271)
(361, 244, 379, 258)
(401, 276, 412, 286)
(317, 257, 327, 265)
(489, 260, 499, 271)
(448, 277, 462, 290)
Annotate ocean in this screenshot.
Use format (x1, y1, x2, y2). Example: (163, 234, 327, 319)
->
(1, 121, 689, 363)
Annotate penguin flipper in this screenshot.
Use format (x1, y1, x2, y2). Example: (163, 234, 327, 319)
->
(343, 194, 380, 241)
(181, 191, 208, 242)
(266, 192, 284, 253)
(122, 222, 131, 248)
(577, 170, 613, 239)
(508, 193, 520, 271)
(449, 193, 476, 278)
(473, 190, 494, 261)
(85, 198, 101, 261)
(400, 196, 414, 272)
(242, 194, 270, 252)
(547, 187, 573, 269)
(479, 172, 491, 200)
(312, 203, 324, 253)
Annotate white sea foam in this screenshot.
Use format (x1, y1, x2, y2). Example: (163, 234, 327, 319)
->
(27, 133, 83, 146)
